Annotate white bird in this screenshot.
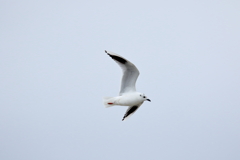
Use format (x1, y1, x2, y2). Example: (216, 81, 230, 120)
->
(103, 50, 151, 121)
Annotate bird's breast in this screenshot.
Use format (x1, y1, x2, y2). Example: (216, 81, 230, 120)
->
(116, 94, 143, 106)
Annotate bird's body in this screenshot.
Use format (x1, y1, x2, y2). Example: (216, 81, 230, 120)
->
(104, 92, 144, 107)
(103, 50, 150, 121)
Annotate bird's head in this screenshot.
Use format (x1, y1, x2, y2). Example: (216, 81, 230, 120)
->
(139, 93, 151, 102)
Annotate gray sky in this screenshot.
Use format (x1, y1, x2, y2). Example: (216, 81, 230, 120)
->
(1, 1, 240, 160)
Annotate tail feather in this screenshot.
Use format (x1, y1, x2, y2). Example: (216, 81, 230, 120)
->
(103, 97, 117, 108)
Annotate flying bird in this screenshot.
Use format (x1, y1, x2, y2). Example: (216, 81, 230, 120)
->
(103, 50, 151, 121)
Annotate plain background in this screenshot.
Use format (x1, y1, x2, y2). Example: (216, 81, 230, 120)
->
(1, 1, 240, 160)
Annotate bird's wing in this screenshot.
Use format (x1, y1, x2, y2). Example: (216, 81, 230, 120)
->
(105, 50, 140, 95)
(122, 104, 142, 121)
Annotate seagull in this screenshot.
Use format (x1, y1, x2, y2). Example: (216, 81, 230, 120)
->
(103, 50, 151, 121)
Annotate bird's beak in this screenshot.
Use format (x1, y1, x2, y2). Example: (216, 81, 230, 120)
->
(146, 99, 151, 102)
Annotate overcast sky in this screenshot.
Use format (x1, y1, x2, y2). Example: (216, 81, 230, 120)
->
(1, 1, 240, 160)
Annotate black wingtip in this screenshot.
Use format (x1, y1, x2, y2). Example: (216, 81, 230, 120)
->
(107, 54, 127, 64)
(122, 106, 138, 121)
(105, 50, 112, 57)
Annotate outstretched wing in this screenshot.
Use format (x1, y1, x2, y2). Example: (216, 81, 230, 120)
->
(122, 104, 142, 121)
(105, 50, 140, 95)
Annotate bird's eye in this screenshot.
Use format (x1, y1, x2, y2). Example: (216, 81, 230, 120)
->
(143, 96, 146, 98)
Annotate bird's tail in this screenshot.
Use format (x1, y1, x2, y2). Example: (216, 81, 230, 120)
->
(103, 97, 118, 108)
